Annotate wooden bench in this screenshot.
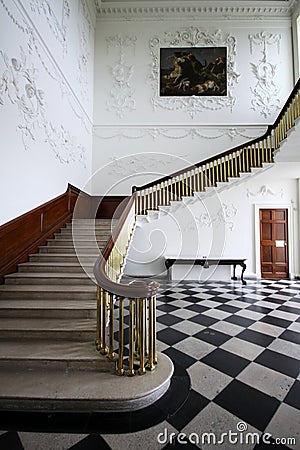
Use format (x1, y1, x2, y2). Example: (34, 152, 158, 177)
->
(165, 258, 247, 285)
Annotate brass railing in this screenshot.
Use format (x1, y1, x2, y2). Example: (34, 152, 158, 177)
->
(133, 79, 300, 215)
(93, 195, 159, 376)
(94, 79, 300, 377)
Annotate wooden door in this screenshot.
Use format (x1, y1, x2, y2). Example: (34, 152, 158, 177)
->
(260, 209, 289, 279)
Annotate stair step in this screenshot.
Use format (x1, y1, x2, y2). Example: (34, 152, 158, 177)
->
(0, 299, 96, 318)
(0, 339, 113, 371)
(54, 232, 110, 239)
(0, 318, 95, 340)
(18, 262, 93, 273)
(29, 253, 98, 263)
(0, 284, 97, 300)
(4, 272, 95, 286)
(46, 239, 108, 246)
(39, 246, 100, 254)
(0, 353, 172, 412)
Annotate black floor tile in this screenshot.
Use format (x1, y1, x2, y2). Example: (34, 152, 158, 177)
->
(254, 349, 300, 378)
(167, 389, 209, 431)
(185, 304, 209, 313)
(278, 305, 300, 315)
(157, 314, 183, 327)
(157, 328, 189, 346)
(184, 295, 212, 304)
(189, 314, 218, 327)
(264, 297, 286, 305)
(278, 329, 300, 344)
(246, 305, 272, 314)
(214, 380, 280, 431)
(236, 329, 274, 347)
(215, 304, 240, 314)
(194, 328, 231, 346)
(201, 348, 249, 377)
(283, 380, 300, 409)
(0, 432, 24, 450)
(259, 315, 293, 329)
(224, 315, 255, 328)
(69, 435, 111, 450)
(163, 347, 197, 369)
(157, 304, 180, 313)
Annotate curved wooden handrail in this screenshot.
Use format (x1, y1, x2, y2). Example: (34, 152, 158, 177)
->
(93, 193, 160, 298)
(133, 78, 300, 192)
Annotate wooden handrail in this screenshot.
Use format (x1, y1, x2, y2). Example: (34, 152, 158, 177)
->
(133, 78, 300, 192)
(93, 193, 159, 298)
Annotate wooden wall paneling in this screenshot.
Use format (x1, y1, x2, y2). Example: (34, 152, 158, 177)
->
(0, 184, 82, 284)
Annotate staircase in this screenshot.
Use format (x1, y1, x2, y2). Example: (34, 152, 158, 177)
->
(0, 219, 117, 409)
(0, 218, 172, 411)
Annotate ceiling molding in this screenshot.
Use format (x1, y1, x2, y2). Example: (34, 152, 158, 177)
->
(94, 0, 298, 20)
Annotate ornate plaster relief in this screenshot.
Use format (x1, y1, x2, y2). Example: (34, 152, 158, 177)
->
(249, 31, 282, 118)
(0, 47, 86, 166)
(106, 34, 137, 118)
(149, 27, 240, 118)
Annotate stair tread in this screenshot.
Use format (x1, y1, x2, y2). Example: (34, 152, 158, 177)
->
(0, 285, 96, 292)
(0, 317, 95, 330)
(0, 300, 96, 309)
(5, 272, 93, 279)
(19, 262, 94, 267)
(0, 339, 100, 360)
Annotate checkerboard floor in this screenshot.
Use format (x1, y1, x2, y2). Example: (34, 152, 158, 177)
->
(1, 279, 300, 449)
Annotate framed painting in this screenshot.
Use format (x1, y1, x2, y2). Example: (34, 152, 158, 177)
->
(160, 47, 227, 97)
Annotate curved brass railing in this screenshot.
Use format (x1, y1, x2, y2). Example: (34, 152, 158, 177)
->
(133, 78, 300, 214)
(94, 195, 159, 376)
(94, 79, 300, 377)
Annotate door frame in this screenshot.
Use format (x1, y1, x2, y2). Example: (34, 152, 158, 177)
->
(254, 204, 294, 279)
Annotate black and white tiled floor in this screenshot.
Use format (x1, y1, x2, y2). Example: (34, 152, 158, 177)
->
(1, 279, 300, 449)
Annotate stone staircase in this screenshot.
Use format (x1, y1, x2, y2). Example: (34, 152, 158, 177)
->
(0, 218, 173, 412)
(0, 219, 116, 409)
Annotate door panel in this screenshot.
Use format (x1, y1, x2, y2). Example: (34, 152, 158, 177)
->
(260, 209, 289, 279)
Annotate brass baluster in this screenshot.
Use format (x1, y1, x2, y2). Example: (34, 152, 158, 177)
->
(253, 143, 257, 167)
(100, 290, 108, 355)
(135, 297, 140, 356)
(174, 178, 177, 201)
(233, 152, 238, 177)
(138, 298, 146, 375)
(218, 160, 222, 182)
(153, 295, 157, 364)
(116, 296, 125, 376)
(108, 293, 115, 360)
(257, 141, 261, 167)
(222, 158, 228, 182)
(96, 286, 102, 351)
(146, 296, 156, 371)
(127, 298, 135, 376)
(196, 167, 200, 192)
(158, 183, 162, 207)
(177, 176, 181, 200)
(136, 192, 139, 215)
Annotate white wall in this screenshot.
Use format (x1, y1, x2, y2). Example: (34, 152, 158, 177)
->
(124, 162, 300, 281)
(0, 0, 95, 224)
(92, 15, 294, 196)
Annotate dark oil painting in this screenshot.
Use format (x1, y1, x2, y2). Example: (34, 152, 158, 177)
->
(160, 47, 227, 97)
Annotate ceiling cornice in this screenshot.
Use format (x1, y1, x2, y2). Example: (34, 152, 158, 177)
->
(94, 0, 299, 20)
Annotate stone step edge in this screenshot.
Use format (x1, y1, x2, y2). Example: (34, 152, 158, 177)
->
(0, 353, 173, 412)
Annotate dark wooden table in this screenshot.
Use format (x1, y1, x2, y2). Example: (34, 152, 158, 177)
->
(165, 258, 247, 285)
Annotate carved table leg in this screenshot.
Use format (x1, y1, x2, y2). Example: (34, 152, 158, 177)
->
(240, 262, 247, 285)
(231, 264, 238, 281)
